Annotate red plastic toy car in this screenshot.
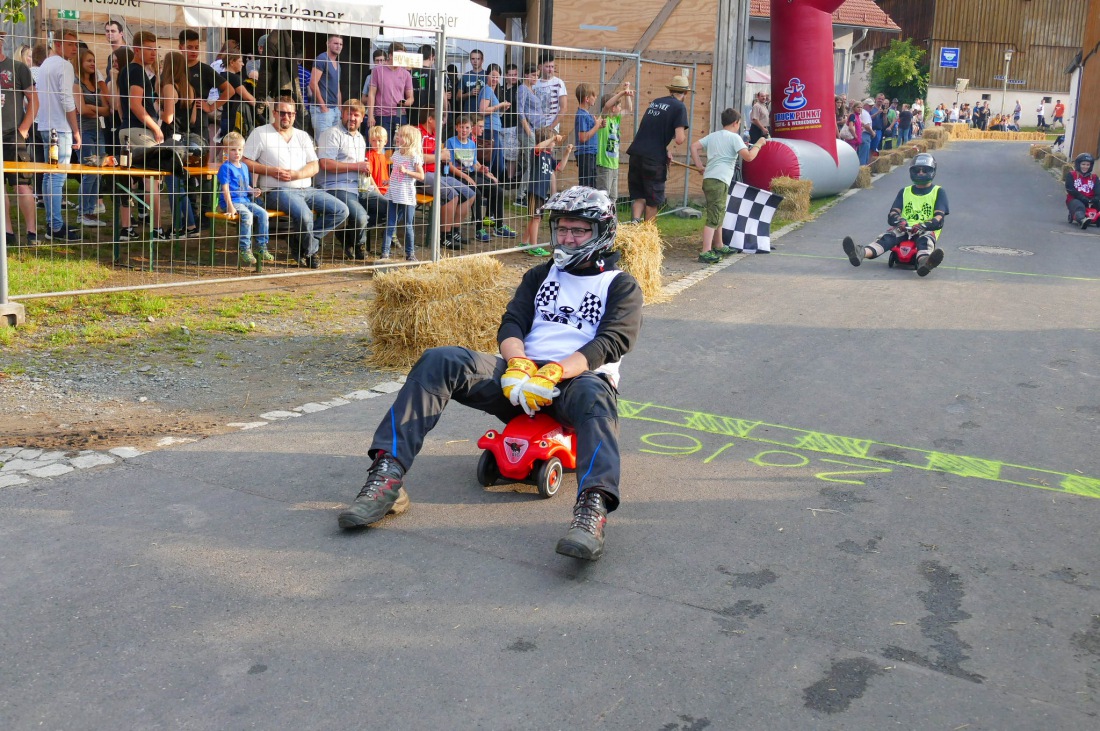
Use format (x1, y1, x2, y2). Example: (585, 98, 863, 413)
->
(887, 225, 922, 269)
(476, 412, 577, 498)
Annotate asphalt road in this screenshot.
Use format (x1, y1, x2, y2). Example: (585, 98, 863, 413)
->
(2, 141, 1098, 730)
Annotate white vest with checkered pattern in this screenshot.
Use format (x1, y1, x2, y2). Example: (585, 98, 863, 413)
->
(523, 267, 623, 388)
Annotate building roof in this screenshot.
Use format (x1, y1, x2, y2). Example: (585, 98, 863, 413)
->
(749, 0, 901, 31)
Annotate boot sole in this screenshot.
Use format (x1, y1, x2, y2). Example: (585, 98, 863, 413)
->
(842, 237, 863, 266)
(917, 248, 945, 277)
(555, 536, 603, 561)
(337, 488, 410, 529)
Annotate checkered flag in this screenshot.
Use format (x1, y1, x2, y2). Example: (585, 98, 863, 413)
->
(721, 182, 784, 254)
(578, 291, 604, 325)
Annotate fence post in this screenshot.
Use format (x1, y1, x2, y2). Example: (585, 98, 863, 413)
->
(0, 144, 25, 326)
(634, 57, 642, 135)
(681, 61, 699, 210)
(599, 48, 607, 97)
(430, 26, 446, 263)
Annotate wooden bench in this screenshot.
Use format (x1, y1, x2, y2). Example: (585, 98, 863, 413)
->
(205, 209, 286, 271)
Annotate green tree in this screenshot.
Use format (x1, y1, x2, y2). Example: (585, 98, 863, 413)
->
(869, 39, 929, 103)
(2, 0, 37, 23)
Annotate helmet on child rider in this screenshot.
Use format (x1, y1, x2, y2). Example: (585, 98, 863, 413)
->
(542, 186, 618, 271)
(1074, 153, 1095, 174)
(909, 153, 937, 185)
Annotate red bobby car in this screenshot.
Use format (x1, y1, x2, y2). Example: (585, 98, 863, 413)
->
(476, 412, 577, 498)
(887, 225, 924, 269)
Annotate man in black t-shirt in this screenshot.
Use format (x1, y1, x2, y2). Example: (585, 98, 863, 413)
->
(180, 29, 233, 224)
(179, 29, 233, 142)
(626, 74, 690, 222)
(0, 33, 38, 242)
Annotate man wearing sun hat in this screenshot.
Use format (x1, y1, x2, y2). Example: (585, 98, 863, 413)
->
(626, 73, 691, 222)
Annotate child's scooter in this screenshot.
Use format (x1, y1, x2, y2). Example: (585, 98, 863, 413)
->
(476, 413, 577, 498)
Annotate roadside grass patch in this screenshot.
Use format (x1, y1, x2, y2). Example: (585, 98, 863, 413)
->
(8, 256, 113, 296)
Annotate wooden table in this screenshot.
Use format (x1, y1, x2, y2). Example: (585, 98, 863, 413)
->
(2, 161, 168, 270)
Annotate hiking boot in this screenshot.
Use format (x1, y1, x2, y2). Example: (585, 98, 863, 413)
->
(555, 489, 608, 561)
(239, 250, 257, 266)
(916, 247, 944, 277)
(337, 453, 410, 529)
(842, 236, 864, 267)
(698, 250, 722, 264)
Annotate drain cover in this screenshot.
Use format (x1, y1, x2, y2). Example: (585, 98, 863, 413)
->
(957, 245, 1034, 256)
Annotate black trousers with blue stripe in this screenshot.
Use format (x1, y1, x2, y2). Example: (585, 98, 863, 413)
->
(369, 346, 622, 511)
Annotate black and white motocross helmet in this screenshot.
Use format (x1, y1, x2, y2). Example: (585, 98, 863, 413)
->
(910, 153, 937, 185)
(1074, 152, 1094, 174)
(541, 186, 618, 271)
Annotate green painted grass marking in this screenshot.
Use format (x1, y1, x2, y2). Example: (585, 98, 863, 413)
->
(618, 400, 1098, 500)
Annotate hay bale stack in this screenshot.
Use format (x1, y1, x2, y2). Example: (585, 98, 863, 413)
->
(942, 123, 968, 137)
(367, 256, 513, 369)
(769, 176, 813, 221)
(925, 136, 943, 150)
(853, 166, 873, 188)
(1029, 144, 1047, 158)
(887, 150, 906, 166)
(870, 155, 893, 174)
(900, 144, 919, 159)
(613, 220, 668, 304)
(912, 140, 929, 153)
(1044, 151, 1066, 169)
(923, 127, 949, 142)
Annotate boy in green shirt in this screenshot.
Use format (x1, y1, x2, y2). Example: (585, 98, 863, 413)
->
(595, 82, 634, 205)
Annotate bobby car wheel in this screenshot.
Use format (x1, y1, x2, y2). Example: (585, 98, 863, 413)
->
(888, 251, 897, 268)
(477, 450, 501, 487)
(535, 457, 564, 498)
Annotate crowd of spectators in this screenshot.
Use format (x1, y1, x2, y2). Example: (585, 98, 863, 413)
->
(2, 23, 645, 265)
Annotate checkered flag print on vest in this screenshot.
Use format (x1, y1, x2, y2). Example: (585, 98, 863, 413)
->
(720, 182, 785, 254)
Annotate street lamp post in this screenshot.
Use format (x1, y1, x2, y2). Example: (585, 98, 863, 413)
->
(1000, 49, 1014, 117)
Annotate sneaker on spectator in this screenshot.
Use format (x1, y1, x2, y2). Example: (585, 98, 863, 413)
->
(79, 215, 106, 228)
(25, 231, 38, 246)
(45, 225, 81, 242)
(698, 250, 722, 264)
(61, 198, 78, 210)
(258, 249, 275, 262)
(184, 227, 201, 238)
(239, 250, 257, 266)
(441, 231, 464, 250)
(513, 194, 528, 209)
(151, 227, 168, 241)
(494, 224, 518, 238)
(118, 226, 138, 241)
(475, 227, 491, 242)
(526, 247, 551, 257)
(405, 254, 418, 262)
(93, 202, 106, 215)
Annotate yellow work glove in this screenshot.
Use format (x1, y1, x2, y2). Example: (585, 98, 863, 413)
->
(501, 357, 537, 407)
(516, 362, 564, 415)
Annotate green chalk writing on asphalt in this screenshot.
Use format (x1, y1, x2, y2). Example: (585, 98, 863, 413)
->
(620, 400, 1100, 499)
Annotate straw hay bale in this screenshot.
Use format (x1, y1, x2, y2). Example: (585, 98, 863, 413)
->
(900, 144, 919, 159)
(886, 150, 905, 166)
(853, 166, 873, 188)
(367, 256, 513, 369)
(923, 127, 949, 142)
(613, 220, 668, 304)
(925, 136, 943, 150)
(912, 140, 929, 153)
(942, 123, 968, 137)
(1044, 151, 1066, 169)
(869, 155, 893, 174)
(769, 176, 813, 220)
(1029, 144, 1047, 158)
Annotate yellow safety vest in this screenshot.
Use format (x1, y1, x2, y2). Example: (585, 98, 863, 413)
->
(901, 185, 942, 227)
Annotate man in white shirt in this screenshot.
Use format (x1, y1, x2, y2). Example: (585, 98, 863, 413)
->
(1036, 100, 1049, 130)
(244, 96, 348, 269)
(36, 29, 82, 241)
(532, 52, 567, 132)
(317, 100, 380, 261)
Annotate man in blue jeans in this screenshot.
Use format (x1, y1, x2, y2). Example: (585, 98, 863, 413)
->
(858, 98, 874, 166)
(35, 29, 82, 241)
(244, 96, 348, 269)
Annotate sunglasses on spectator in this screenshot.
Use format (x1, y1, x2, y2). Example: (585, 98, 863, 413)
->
(276, 110, 296, 116)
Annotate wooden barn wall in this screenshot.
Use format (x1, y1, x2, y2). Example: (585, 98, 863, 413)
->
(1073, 0, 1100, 158)
(551, 0, 718, 56)
(928, 0, 1086, 92)
(865, 0, 936, 51)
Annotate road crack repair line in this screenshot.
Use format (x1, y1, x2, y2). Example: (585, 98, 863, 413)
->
(617, 400, 1100, 499)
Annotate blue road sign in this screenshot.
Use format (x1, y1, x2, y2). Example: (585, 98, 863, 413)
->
(940, 47, 960, 68)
